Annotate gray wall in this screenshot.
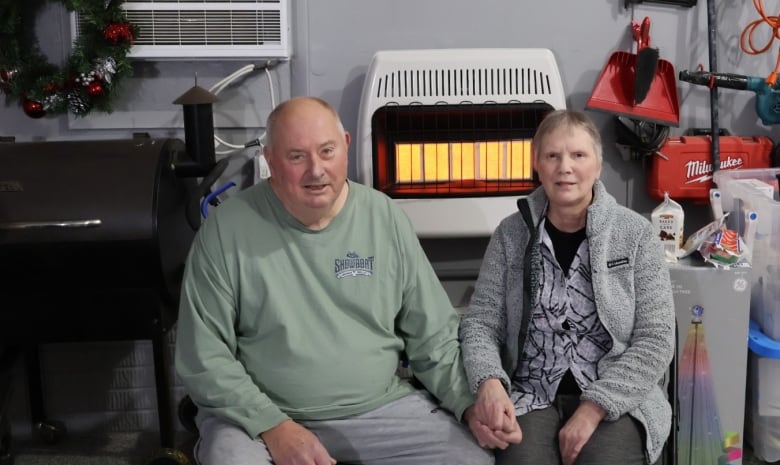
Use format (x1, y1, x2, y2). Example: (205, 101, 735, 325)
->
(5, 1, 779, 221)
(5, 0, 780, 440)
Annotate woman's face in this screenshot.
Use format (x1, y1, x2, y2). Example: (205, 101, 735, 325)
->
(533, 125, 602, 214)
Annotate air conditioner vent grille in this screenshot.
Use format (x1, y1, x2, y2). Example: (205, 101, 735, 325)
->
(127, 0, 279, 3)
(71, 0, 290, 59)
(123, 10, 281, 46)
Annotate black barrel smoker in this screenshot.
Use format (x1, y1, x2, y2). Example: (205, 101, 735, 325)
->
(0, 86, 220, 465)
(0, 137, 197, 464)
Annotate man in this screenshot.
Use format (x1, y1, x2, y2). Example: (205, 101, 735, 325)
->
(175, 96, 506, 465)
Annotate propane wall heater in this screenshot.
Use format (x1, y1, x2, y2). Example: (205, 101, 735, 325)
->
(356, 48, 566, 237)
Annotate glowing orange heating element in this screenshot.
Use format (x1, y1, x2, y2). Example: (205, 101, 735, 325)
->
(394, 140, 533, 183)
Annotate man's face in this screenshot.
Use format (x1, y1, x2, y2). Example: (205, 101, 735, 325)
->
(264, 100, 350, 226)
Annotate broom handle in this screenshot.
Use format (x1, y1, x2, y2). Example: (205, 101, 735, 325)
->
(707, 0, 720, 173)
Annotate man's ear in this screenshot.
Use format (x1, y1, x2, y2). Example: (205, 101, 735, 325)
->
(344, 131, 351, 147)
(262, 146, 273, 176)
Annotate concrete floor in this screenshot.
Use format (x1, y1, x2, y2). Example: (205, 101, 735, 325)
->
(6, 433, 779, 465)
(9, 432, 196, 465)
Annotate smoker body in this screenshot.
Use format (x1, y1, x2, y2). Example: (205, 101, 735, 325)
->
(0, 138, 197, 456)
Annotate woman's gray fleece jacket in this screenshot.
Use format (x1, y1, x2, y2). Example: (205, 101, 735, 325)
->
(459, 181, 676, 463)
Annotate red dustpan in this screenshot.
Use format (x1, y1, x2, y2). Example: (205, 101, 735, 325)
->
(586, 20, 680, 127)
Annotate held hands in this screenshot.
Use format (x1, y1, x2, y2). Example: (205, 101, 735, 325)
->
(558, 400, 606, 465)
(465, 378, 523, 449)
(260, 420, 337, 465)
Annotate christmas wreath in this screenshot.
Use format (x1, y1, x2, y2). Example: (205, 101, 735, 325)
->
(0, 0, 135, 118)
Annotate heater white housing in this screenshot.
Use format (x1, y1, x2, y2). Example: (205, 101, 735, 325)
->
(71, 0, 291, 60)
(356, 48, 566, 238)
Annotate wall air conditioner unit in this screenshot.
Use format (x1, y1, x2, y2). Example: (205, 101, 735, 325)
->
(71, 0, 291, 60)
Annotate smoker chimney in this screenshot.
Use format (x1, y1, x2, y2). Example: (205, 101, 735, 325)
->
(172, 83, 219, 177)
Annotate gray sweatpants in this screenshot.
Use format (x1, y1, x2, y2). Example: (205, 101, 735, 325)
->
(194, 390, 494, 465)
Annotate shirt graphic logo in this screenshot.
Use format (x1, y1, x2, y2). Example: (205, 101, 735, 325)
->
(334, 251, 375, 278)
(606, 257, 630, 268)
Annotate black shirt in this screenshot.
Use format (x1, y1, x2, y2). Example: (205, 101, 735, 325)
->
(544, 218, 586, 277)
(544, 217, 587, 395)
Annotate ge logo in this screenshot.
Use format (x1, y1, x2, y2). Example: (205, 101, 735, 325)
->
(734, 278, 748, 292)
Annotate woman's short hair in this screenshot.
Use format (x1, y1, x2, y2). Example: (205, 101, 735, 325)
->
(531, 109, 603, 163)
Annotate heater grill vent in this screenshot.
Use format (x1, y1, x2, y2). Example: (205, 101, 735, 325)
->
(356, 48, 566, 238)
(375, 68, 554, 100)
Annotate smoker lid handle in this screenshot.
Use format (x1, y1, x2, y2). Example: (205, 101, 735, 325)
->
(0, 219, 102, 230)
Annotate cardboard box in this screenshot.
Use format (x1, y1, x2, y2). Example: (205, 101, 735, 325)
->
(669, 259, 752, 465)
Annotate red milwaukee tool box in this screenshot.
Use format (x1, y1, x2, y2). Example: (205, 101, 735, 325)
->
(647, 135, 773, 201)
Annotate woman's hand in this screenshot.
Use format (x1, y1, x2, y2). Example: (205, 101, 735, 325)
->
(558, 400, 606, 465)
(465, 378, 523, 449)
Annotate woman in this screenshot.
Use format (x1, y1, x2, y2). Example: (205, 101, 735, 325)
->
(460, 109, 675, 465)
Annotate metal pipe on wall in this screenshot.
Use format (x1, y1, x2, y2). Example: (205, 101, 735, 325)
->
(707, 0, 721, 172)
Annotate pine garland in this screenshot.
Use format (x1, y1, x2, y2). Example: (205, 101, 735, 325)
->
(0, 0, 135, 118)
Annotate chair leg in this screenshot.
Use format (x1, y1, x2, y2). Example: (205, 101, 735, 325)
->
(666, 323, 679, 465)
(152, 326, 175, 449)
(177, 396, 199, 435)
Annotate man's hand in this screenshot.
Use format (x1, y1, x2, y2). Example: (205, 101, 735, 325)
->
(465, 378, 523, 449)
(558, 400, 605, 465)
(260, 420, 337, 465)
